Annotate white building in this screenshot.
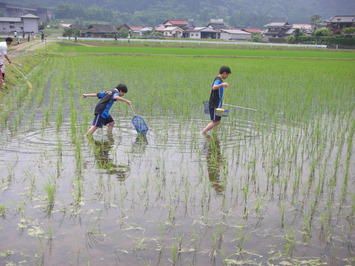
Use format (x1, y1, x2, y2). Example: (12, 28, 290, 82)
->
(220, 29, 252, 40)
(162, 26, 183, 38)
(0, 13, 40, 34)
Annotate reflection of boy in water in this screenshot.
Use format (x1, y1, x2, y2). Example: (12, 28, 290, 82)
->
(93, 136, 129, 181)
(82, 84, 132, 136)
(204, 134, 224, 193)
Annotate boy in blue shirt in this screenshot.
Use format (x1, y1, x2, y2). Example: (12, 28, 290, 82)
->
(82, 84, 132, 136)
(200, 66, 231, 134)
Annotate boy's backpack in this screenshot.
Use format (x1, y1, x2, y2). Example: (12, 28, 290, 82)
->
(94, 89, 118, 115)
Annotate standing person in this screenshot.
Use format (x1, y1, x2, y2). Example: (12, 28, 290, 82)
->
(0, 60, 4, 88)
(200, 66, 231, 134)
(82, 84, 132, 136)
(0, 37, 13, 81)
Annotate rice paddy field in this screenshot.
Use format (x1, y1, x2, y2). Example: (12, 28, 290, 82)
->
(0, 42, 354, 265)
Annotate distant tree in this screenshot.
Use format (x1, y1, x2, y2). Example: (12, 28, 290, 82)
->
(294, 28, 303, 42)
(311, 15, 322, 30)
(117, 30, 129, 38)
(286, 36, 296, 44)
(312, 28, 330, 36)
(342, 27, 355, 37)
(63, 27, 80, 37)
(56, 3, 86, 19)
(249, 34, 262, 42)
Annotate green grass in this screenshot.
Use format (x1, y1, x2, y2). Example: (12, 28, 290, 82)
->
(50, 42, 355, 59)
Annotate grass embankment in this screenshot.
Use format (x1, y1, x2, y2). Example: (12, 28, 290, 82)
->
(1, 51, 42, 90)
(0, 48, 43, 113)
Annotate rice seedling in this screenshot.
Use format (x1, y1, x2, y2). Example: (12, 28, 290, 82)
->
(43, 182, 56, 206)
(0, 203, 6, 218)
(233, 224, 250, 254)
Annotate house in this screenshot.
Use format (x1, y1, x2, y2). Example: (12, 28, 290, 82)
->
(154, 24, 166, 35)
(82, 24, 118, 38)
(162, 26, 183, 38)
(200, 27, 218, 39)
(117, 24, 131, 33)
(220, 29, 252, 40)
(325, 15, 355, 34)
(263, 22, 293, 40)
(0, 13, 39, 34)
(292, 24, 313, 35)
(181, 26, 218, 39)
(242, 28, 262, 35)
(206, 21, 227, 38)
(129, 26, 143, 35)
(163, 19, 190, 29)
(206, 22, 227, 31)
(140, 27, 153, 36)
(185, 27, 205, 39)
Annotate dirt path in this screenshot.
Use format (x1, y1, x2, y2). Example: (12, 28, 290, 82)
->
(9, 40, 48, 58)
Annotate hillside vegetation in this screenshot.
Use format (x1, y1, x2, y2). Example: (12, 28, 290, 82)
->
(7, 0, 355, 28)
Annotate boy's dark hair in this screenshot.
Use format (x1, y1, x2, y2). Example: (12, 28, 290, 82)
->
(219, 66, 231, 74)
(115, 84, 128, 93)
(5, 37, 13, 43)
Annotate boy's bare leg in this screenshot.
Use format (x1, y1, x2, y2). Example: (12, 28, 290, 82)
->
(107, 121, 115, 134)
(85, 126, 98, 136)
(200, 121, 220, 134)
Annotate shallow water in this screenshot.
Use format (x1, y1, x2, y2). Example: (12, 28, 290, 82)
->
(0, 52, 354, 265)
(0, 106, 354, 265)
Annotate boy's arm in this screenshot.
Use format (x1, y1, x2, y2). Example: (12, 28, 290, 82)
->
(82, 93, 97, 98)
(114, 96, 132, 106)
(212, 82, 229, 90)
(4, 55, 11, 64)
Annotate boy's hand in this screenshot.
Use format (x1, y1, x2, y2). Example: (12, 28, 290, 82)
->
(223, 82, 229, 88)
(126, 100, 132, 107)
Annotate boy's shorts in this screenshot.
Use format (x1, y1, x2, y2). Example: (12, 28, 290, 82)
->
(210, 107, 222, 122)
(92, 114, 114, 128)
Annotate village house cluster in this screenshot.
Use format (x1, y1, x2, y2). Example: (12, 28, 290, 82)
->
(0, 12, 354, 41)
(68, 16, 355, 41)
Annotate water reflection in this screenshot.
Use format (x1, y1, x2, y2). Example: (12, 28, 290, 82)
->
(93, 135, 130, 181)
(204, 134, 224, 194)
(131, 134, 148, 154)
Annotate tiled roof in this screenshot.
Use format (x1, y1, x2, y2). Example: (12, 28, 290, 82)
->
(165, 19, 189, 25)
(326, 15, 355, 23)
(129, 26, 143, 31)
(242, 28, 262, 34)
(221, 29, 251, 35)
(85, 24, 118, 33)
(21, 13, 39, 18)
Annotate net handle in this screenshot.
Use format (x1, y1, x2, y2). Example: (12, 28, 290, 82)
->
(130, 106, 137, 116)
(222, 84, 228, 108)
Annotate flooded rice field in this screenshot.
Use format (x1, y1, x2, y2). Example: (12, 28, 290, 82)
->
(0, 54, 354, 265)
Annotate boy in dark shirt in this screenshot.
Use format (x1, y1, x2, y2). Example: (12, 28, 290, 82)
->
(82, 84, 132, 136)
(200, 66, 231, 134)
